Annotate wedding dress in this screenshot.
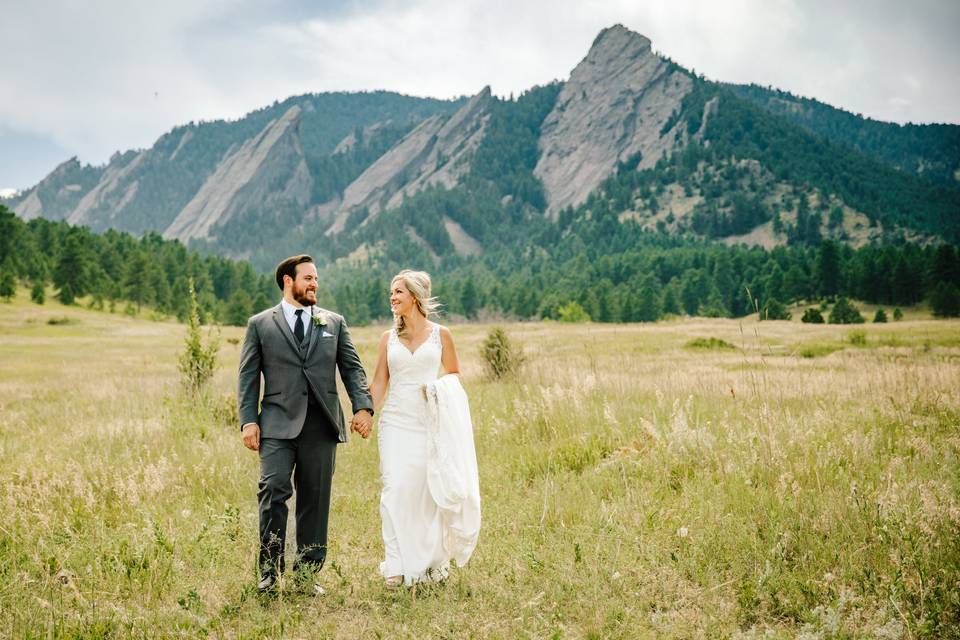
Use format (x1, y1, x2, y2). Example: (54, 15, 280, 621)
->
(377, 323, 479, 584)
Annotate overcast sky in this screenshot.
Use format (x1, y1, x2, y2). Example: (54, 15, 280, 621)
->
(2, 0, 959, 194)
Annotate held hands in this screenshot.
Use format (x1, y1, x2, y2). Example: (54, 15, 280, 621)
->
(350, 410, 373, 439)
(242, 423, 261, 451)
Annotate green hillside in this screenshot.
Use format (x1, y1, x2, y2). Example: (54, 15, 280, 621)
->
(728, 83, 960, 188)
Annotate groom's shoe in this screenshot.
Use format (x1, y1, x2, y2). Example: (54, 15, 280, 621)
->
(257, 573, 278, 594)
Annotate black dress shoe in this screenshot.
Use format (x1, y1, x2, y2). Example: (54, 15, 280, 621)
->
(257, 574, 277, 593)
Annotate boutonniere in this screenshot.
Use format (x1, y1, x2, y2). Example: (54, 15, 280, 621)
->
(312, 311, 328, 328)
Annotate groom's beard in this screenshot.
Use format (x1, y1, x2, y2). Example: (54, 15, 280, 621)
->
(292, 283, 317, 306)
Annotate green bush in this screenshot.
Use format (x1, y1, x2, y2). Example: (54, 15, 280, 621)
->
(893, 307, 903, 321)
(760, 298, 791, 321)
(801, 307, 825, 323)
(847, 330, 867, 346)
(557, 301, 591, 323)
(481, 327, 525, 380)
(0, 267, 15, 301)
(828, 297, 865, 324)
(30, 281, 45, 304)
(873, 308, 887, 323)
(685, 337, 736, 350)
(178, 279, 220, 395)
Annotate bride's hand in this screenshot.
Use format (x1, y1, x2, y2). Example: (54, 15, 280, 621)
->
(351, 410, 373, 439)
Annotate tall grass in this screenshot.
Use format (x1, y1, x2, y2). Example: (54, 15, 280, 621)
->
(0, 290, 958, 638)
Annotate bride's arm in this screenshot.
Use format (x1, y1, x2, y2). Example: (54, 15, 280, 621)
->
(439, 326, 461, 376)
(368, 330, 391, 411)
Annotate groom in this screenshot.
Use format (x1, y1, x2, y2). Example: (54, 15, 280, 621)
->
(238, 254, 373, 594)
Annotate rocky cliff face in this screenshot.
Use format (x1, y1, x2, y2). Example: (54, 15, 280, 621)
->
(13, 158, 104, 221)
(164, 105, 311, 242)
(6, 92, 455, 249)
(325, 87, 492, 235)
(534, 24, 693, 217)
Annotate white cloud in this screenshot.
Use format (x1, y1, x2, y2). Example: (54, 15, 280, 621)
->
(1, 0, 958, 185)
(0, 188, 19, 199)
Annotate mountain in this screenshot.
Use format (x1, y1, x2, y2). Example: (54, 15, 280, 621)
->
(5, 24, 959, 273)
(727, 83, 960, 188)
(5, 91, 461, 241)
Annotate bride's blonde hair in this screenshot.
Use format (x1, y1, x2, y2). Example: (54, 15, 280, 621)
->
(392, 269, 441, 337)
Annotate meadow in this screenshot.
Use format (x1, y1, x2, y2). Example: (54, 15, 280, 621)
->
(0, 289, 958, 639)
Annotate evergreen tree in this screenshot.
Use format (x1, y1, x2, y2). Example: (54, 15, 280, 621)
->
(30, 280, 45, 304)
(828, 297, 865, 324)
(635, 276, 662, 322)
(0, 262, 15, 301)
(873, 308, 887, 323)
(929, 282, 960, 318)
(930, 244, 960, 286)
(761, 298, 791, 320)
(123, 250, 152, 314)
(226, 289, 253, 326)
(801, 307, 824, 323)
(54, 232, 93, 303)
(661, 284, 681, 315)
(815, 240, 842, 298)
(460, 279, 479, 319)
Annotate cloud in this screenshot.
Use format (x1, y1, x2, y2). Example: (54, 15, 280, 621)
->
(1, 0, 958, 187)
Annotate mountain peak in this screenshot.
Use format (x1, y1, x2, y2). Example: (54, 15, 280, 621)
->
(534, 24, 690, 216)
(584, 24, 652, 61)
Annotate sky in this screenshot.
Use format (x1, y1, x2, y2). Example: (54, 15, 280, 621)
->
(2, 0, 959, 194)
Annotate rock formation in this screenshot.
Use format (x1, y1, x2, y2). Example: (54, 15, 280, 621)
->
(534, 24, 693, 218)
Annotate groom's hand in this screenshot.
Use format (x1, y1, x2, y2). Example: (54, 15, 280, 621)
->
(350, 410, 373, 439)
(242, 423, 260, 451)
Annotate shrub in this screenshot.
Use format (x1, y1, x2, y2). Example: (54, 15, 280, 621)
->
(801, 308, 825, 323)
(760, 298, 791, 321)
(828, 297, 865, 324)
(47, 316, 77, 326)
(481, 327, 525, 380)
(0, 268, 15, 301)
(178, 279, 220, 395)
(557, 301, 590, 323)
(685, 337, 735, 350)
(893, 307, 903, 321)
(847, 330, 867, 346)
(799, 343, 843, 358)
(30, 281, 45, 304)
(873, 309, 887, 323)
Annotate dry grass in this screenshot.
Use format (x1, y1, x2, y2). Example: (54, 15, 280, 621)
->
(1, 288, 958, 638)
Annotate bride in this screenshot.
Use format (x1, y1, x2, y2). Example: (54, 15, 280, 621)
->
(366, 269, 480, 587)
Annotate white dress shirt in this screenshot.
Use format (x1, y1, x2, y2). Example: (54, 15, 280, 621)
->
(280, 298, 312, 341)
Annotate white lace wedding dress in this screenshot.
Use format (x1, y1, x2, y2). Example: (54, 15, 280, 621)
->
(378, 323, 451, 584)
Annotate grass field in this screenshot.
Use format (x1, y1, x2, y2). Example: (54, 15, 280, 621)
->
(1, 289, 958, 638)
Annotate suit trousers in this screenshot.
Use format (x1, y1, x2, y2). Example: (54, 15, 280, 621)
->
(257, 402, 338, 577)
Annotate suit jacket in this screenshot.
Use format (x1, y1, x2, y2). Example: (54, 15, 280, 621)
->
(237, 304, 373, 442)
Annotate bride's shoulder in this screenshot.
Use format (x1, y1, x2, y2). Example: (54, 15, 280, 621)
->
(433, 323, 454, 341)
(380, 327, 394, 342)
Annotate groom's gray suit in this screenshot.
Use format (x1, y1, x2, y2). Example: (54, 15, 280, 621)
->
(238, 303, 373, 576)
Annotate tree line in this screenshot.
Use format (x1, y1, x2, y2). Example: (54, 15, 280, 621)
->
(3, 202, 959, 326)
(0, 206, 274, 325)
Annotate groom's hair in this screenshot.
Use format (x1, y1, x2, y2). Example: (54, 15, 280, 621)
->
(275, 254, 314, 290)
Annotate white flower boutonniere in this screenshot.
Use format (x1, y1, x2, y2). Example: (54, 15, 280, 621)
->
(312, 311, 328, 328)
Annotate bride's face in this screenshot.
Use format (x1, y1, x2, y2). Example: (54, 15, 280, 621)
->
(390, 279, 417, 317)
